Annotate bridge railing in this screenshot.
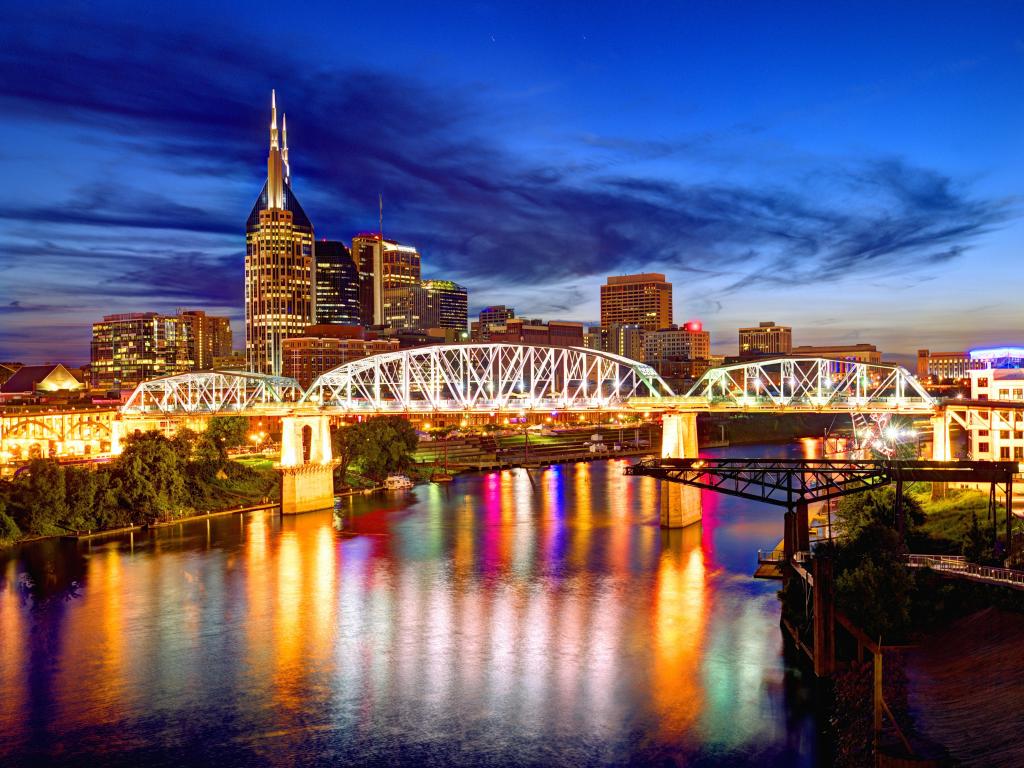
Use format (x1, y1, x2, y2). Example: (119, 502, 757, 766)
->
(907, 554, 1024, 588)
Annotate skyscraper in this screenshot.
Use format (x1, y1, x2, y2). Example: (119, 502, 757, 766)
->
(350, 233, 421, 328)
(600, 273, 673, 331)
(738, 321, 792, 357)
(245, 91, 315, 375)
(91, 312, 193, 389)
(178, 310, 233, 370)
(315, 240, 361, 326)
(408, 280, 468, 330)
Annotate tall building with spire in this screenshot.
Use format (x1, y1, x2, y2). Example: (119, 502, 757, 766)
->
(245, 91, 315, 375)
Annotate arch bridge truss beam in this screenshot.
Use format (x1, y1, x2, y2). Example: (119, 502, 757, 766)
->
(303, 343, 673, 412)
(122, 371, 303, 415)
(675, 357, 936, 413)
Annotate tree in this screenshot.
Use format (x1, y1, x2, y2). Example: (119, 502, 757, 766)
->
(0, 498, 19, 543)
(350, 416, 419, 481)
(331, 423, 359, 483)
(9, 459, 69, 536)
(203, 416, 250, 461)
(115, 432, 187, 524)
(835, 487, 923, 543)
(64, 466, 103, 531)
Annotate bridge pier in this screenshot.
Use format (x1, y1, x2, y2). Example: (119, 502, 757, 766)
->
(660, 413, 702, 528)
(930, 412, 950, 461)
(278, 414, 336, 514)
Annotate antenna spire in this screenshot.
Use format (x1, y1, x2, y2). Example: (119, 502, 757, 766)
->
(282, 113, 290, 184)
(269, 89, 279, 150)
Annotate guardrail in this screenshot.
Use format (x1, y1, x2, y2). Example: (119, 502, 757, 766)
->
(757, 548, 785, 564)
(907, 554, 1024, 588)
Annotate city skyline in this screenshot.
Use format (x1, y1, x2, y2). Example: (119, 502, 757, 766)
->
(2, 2, 1023, 365)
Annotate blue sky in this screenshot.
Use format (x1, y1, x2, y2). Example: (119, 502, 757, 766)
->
(1, 1, 1022, 364)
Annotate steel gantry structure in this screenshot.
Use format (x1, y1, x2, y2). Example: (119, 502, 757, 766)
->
(630, 357, 937, 413)
(300, 343, 673, 412)
(121, 371, 304, 415)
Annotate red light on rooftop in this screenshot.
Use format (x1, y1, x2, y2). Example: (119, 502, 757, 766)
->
(686, 320, 703, 332)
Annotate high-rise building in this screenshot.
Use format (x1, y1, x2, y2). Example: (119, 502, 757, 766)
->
(585, 324, 645, 362)
(245, 91, 315, 375)
(600, 273, 672, 331)
(471, 305, 516, 341)
(486, 318, 584, 347)
(178, 310, 233, 370)
(315, 240, 361, 326)
(642, 322, 711, 362)
(380, 242, 421, 328)
(350, 234, 420, 327)
(408, 280, 468, 330)
(90, 312, 193, 389)
(738, 321, 792, 357)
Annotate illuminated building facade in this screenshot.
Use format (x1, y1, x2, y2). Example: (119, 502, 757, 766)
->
(916, 349, 986, 383)
(967, 368, 1024, 461)
(351, 233, 380, 325)
(486, 318, 584, 347)
(380, 242, 421, 328)
(643, 322, 711, 362)
(178, 310, 232, 370)
(585, 324, 645, 362)
(739, 321, 792, 357)
(314, 240, 361, 326)
(471, 305, 515, 340)
(790, 344, 882, 364)
(90, 312, 193, 389)
(282, 325, 400, 387)
(408, 280, 468, 330)
(246, 91, 315, 375)
(600, 273, 672, 331)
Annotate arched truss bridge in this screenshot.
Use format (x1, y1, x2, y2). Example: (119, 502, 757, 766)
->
(631, 357, 937, 414)
(301, 344, 673, 412)
(121, 371, 303, 415)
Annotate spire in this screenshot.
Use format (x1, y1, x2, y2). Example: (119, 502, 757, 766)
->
(269, 89, 279, 150)
(281, 113, 290, 185)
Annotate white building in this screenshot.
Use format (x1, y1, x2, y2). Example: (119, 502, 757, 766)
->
(966, 368, 1024, 461)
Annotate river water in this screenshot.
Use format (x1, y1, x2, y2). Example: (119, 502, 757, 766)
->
(0, 445, 823, 766)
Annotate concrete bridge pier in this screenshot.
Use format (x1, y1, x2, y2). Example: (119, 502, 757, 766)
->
(660, 412, 702, 528)
(278, 414, 336, 514)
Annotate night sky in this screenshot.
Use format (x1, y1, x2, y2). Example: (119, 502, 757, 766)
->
(2, 1, 1022, 365)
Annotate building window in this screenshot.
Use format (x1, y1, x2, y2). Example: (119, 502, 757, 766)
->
(978, 442, 990, 453)
(979, 430, 989, 437)
(1002, 430, 1011, 439)
(1001, 446, 1011, 460)
(1015, 447, 1023, 461)
(978, 378, 989, 387)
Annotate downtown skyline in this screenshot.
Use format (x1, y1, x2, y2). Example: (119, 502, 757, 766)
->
(2, 2, 1023, 365)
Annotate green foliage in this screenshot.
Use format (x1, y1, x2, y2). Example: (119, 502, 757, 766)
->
(0, 499, 20, 543)
(115, 432, 187, 524)
(348, 416, 419, 482)
(331, 424, 358, 482)
(835, 487, 923, 542)
(10, 459, 69, 536)
(835, 557, 913, 640)
(203, 416, 250, 460)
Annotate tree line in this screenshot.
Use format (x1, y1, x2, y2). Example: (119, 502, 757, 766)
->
(0, 416, 265, 543)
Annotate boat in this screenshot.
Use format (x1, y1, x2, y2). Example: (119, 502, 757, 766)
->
(384, 474, 414, 490)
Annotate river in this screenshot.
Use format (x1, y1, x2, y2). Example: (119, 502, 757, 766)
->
(0, 443, 824, 766)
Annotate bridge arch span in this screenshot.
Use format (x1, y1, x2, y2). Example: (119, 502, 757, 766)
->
(302, 343, 673, 412)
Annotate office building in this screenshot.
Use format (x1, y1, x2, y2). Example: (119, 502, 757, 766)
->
(350, 234, 421, 328)
(585, 324, 645, 362)
(282, 325, 400, 387)
(739, 322, 792, 357)
(966, 368, 1024, 462)
(916, 349, 986, 384)
(408, 280, 468, 330)
(178, 310, 232, 370)
(643, 322, 711, 362)
(245, 91, 315, 375)
(90, 312, 193, 389)
(486, 318, 584, 347)
(315, 240, 361, 326)
(471, 305, 516, 341)
(600, 273, 672, 331)
(790, 344, 881, 364)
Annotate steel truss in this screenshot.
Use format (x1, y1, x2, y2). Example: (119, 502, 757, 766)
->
(682, 357, 936, 412)
(626, 458, 1016, 507)
(122, 371, 303, 415)
(302, 343, 673, 411)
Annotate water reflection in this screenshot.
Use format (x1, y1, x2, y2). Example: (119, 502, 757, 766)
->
(0, 454, 819, 766)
